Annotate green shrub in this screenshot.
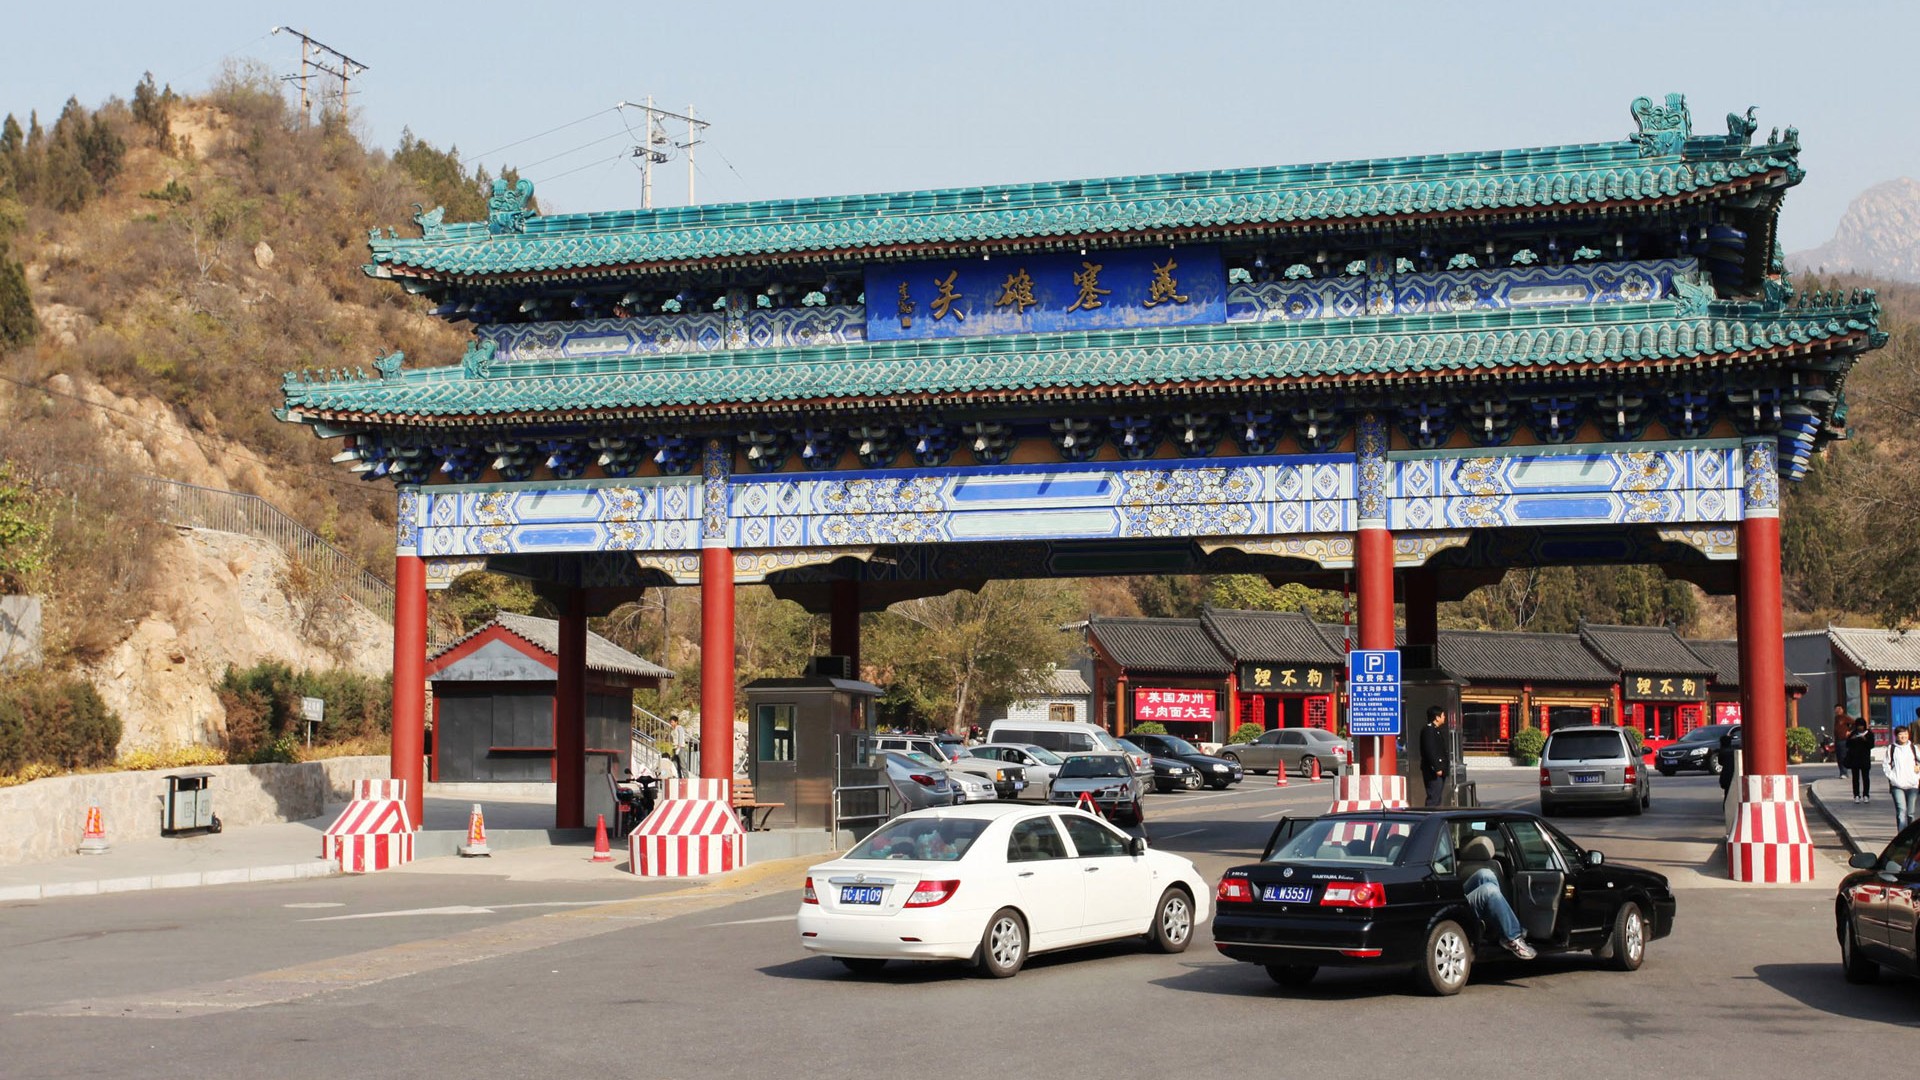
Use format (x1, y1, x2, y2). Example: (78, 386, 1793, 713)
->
(1128, 721, 1167, 736)
(1228, 722, 1264, 745)
(1509, 726, 1546, 764)
(216, 662, 391, 762)
(0, 675, 121, 773)
(1785, 726, 1818, 762)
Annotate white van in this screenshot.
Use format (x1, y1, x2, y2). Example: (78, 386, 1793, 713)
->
(986, 719, 1151, 780)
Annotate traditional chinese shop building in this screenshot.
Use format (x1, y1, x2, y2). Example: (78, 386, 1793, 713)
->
(1688, 637, 1807, 727)
(1577, 623, 1714, 746)
(1822, 626, 1920, 735)
(1434, 629, 1623, 752)
(1207, 608, 1344, 733)
(282, 93, 1879, 883)
(1086, 616, 1230, 742)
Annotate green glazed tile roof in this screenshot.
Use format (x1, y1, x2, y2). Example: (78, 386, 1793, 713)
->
(368, 134, 1801, 280)
(280, 295, 1877, 424)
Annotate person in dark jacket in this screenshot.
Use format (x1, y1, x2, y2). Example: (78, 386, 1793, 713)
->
(1718, 728, 1738, 793)
(1419, 706, 1450, 807)
(1847, 718, 1876, 803)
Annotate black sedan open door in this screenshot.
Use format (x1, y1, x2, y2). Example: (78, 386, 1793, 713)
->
(1504, 818, 1565, 940)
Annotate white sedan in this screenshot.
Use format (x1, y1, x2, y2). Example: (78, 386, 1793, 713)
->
(796, 802, 1210, 977)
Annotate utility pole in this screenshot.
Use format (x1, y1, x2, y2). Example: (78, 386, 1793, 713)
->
(272, 27, 369, 125)
(619, 98, 710, 209)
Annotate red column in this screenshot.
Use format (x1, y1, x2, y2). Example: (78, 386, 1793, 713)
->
(1224, 669, 1239, 747)
(700, 545, 736, 781)
(1115, 673, 1129, 735)
(554, 592, 587, 829)
(1740, 514, 1788, 776)
(391, 554, 427, 828)
(1357, 526, 1397, 774)
(830, 578, 861, 678)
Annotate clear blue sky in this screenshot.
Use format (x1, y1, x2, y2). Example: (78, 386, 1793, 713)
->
(3, 0, 1914, 252)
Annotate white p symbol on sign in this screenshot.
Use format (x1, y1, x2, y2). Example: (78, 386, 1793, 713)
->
(1364, 654, 1385, 675)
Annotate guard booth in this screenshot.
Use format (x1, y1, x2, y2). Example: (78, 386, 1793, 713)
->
(1397, 645, 1469, 808)
(743, 668, 880, 830)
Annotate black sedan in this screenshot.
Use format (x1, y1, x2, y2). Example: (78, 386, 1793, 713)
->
(1123, 732, 1245, 789)
(1837, 821, 1920, 984)
(1654, 723, 1739, 776)
(1212, 808, 1676, 995)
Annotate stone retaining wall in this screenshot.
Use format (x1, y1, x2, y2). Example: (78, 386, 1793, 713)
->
(0, 757, 388, 866)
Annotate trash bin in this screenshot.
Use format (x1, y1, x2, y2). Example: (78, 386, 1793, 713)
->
(162, 772, 221, 836)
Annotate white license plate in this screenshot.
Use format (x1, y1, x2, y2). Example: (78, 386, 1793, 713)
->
(1571, 772, 1603, 784)
(840, 886, 884, 905)
(1262, 885, 1315, 903)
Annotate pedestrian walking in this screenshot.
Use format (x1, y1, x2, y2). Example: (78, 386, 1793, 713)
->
(1418, 705, 1451, 807)
(669, 715, 690, 777)
(1846, 718, 1876, 804)
(1833, 703, 1853, 777)
(1882, 720, 1920, 831)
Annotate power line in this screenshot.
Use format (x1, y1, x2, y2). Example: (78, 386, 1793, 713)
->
(473, 107, 621, 162)
(535, 149, 636, 187)
(514, 127, 632, 173)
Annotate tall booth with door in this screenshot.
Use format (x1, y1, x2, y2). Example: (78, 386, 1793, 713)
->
(743, 676, 881, 830)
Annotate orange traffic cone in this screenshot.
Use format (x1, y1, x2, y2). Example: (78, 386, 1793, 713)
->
(1275, 764, 1290, 787)
(590, 813, 613, 863)
(78, 806, 110, 854)
(1309, 755, 1323, 782)
(458, 803, 492, 857)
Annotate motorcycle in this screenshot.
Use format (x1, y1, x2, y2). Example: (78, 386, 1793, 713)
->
(1817, 730, 1837, 764)
(614, 772, 659, 837)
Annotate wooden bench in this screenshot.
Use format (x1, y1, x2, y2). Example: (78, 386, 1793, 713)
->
(732, 779, 784, 831)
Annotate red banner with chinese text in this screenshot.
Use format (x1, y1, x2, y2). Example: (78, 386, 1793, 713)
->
(1134, 688, 1217, 724)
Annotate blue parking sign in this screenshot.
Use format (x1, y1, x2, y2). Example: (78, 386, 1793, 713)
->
(1347, 650, 1402, 736)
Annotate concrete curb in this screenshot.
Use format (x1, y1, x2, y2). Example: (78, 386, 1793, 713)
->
(1804, 783, 1862, 855)
(0, 860, 336, 903)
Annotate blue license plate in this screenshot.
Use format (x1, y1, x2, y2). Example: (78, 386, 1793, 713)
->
(840, 886, 884, 905)
(1571, 773, 1602, 784)
(1261, 885, 1315, 903)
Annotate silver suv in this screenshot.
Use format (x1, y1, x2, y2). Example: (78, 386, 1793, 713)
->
(1540, 727, 1650, 816)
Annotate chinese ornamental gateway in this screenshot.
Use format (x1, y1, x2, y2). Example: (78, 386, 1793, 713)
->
(282, 95, 1881, 883)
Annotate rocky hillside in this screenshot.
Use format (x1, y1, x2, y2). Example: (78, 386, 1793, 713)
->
(1791, 178, 1920, 283)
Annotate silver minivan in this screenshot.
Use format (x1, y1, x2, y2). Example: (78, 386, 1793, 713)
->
(1540, 727, 1650, 816)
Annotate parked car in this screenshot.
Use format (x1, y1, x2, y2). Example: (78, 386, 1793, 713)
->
(1212, 809, 1675, 995)
(871, 733, 965, 764)
(1047, 753, 1148, 824)
(1115, 739, 1201, 792)
(1654, 723, 1738, 776)
(965, 743, 1064, 796)
(797, 802, 1210, 977)
(948, 754, 1029, 800)
(1838, 819, 1920, 984)
(1122, 732, 1245, 789)
(1540, 727, 1650, 815)
(1219, 727, 1351, 777)
(877, 751, 958, 811)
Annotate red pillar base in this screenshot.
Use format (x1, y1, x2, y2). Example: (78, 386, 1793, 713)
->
(1726, 774, 1817, 883)
(1328, 773, 1408, 814)
(627, 778, 747, 877)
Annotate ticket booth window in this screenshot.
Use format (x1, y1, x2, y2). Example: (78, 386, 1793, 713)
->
(1049, 703, 1076, 722)
(756, 703, 795, 763)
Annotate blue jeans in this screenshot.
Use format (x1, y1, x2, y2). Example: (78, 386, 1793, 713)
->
(1465, 868, 1524, 942)
(1895, 787, 1919, 832)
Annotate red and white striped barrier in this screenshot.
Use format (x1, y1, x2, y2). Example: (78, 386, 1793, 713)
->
(1726, 774, 1816, 884)
(322, 780, 415, 874)
(1328, 773, 1408, 814)
(628, 779, 746, 878)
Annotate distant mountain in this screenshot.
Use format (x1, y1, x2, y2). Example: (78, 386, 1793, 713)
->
(1790, 178, 1920, 283)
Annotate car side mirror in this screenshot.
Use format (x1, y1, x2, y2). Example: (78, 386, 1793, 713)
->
(1850, 852, 1880, 870)
(1129, 836, 1148, 857)
(1585, 850, 1605, 867)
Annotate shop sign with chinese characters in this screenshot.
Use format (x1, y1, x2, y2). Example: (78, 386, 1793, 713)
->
(1623, 673, 1705, 701)
(1134, 688, 1217, 724)
(1237, 662, 1338, 693)
(866, 245, 1225, 340)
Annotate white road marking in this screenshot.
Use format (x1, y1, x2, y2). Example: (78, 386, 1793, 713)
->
(305, 901, 607, 922)
(282, 902, 345, 909)
(700, 914, 797, 928)
(1148, 828, 1203, 840)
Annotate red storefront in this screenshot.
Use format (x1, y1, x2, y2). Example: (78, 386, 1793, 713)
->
(1087, 616, 1231, 744)
(1206, 609, 1344, 734)
(1579, 624, 1713, 750)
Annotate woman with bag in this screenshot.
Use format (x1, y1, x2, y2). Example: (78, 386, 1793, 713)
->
(1846, 718, 1876, 804)
(1886, 720, 1920, 831)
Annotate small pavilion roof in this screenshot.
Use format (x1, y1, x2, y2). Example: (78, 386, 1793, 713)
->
(1201, 608, 1345, 667)
(429, 612, 673, 679)
(1578, 623, 1714, 676)
(1088, 617, 1230, 675)
(1827, 626, 1920, 675)
(1437, 629, 1620, 685)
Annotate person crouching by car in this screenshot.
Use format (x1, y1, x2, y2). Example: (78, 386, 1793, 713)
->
(1885, 721, 1920, 830)
(1846, 718, 1876, 804)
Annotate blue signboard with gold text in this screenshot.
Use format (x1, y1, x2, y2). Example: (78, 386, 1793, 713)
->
(866, 245, 1224, 341)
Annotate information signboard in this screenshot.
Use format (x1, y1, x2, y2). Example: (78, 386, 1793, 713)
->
(1347, 650, 1402, 737)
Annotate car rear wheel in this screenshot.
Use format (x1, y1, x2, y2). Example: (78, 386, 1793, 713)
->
(1605, 902, 1646, 971)
(835, 957, 887, 975)
(1841, 918, 1879, 984)
(1657, 766, 1676, 777)
(1415, 919, 1472, 996)
(1626, 793, 1644, 816)
(1265, 963, 1318, 988)
(1148, 887, 1194, 953)
(1540, 798, 1557, 816)
(977, 909, 1028, 978)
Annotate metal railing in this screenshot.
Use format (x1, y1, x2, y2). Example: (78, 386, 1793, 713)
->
(630, 703, 678, 776)
(131, 476, 395, 621)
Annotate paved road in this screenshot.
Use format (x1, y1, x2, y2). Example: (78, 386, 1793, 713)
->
(1, 765, 1909, 1079)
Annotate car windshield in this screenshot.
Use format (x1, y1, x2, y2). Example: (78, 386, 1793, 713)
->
(846, 816, 988, 862)
(1155, 735, 1201, 755)
(1058, 756, 1130, 779)
(1301, 728, 1342, 742)
(1270, 818, 1416, 865)
(1093, 732, 1128, 753)
(1545, 730, 1627, 760)
(897, 751, 946, 769)
(1677, 726, 1730, 744)
(1020, 746, 1064, 765)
